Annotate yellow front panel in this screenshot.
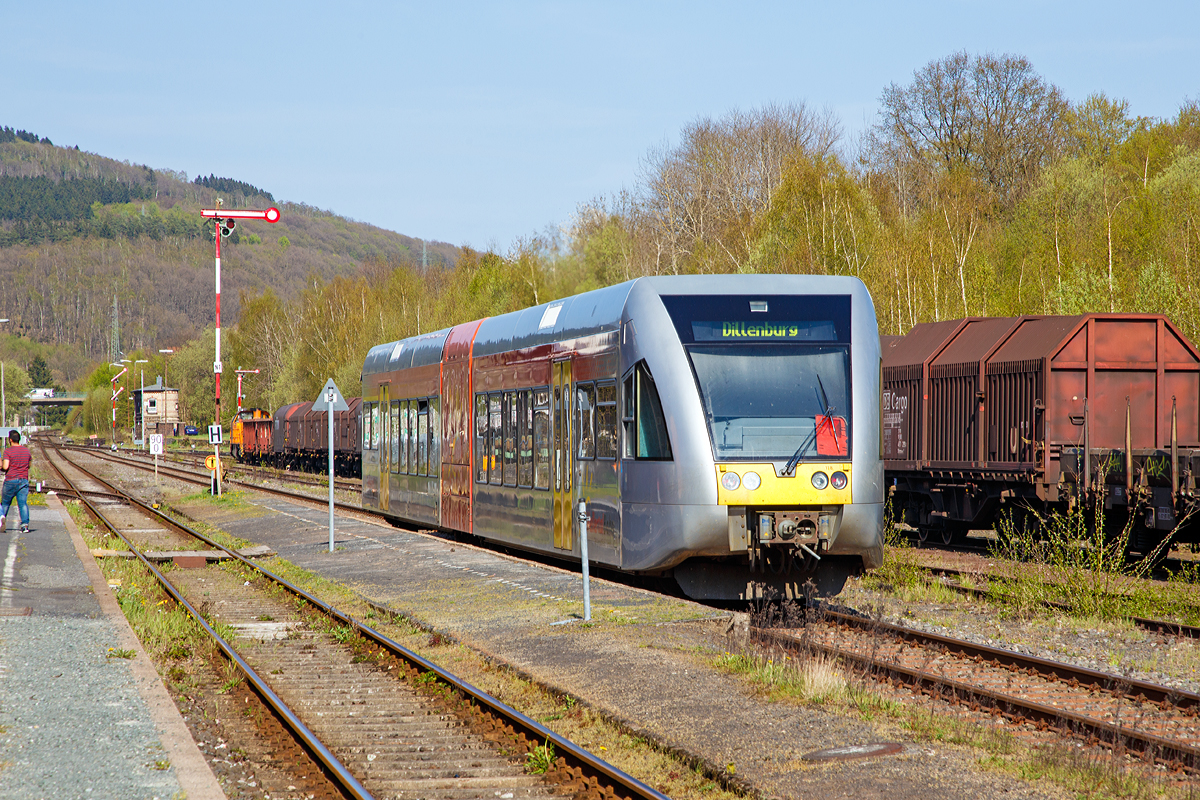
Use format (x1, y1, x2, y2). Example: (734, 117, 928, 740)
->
(715, 463, 852, 506)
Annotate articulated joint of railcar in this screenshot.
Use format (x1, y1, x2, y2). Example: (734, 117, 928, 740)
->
(727, 505, 843, 574)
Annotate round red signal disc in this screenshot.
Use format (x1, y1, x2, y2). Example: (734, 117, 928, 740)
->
(265, 207, 280, 223)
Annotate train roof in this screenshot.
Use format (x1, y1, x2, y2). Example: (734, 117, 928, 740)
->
(362, 328, 451, 378)
(363, 275, 874, 377)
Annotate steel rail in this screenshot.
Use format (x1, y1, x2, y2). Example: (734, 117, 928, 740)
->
(917, 564, 1200, 640)
(74, 445, 366, 513)
(822, 607, 1200, 709)
(49, 443, 670, 800)
(40, 445, 376, 800)
(764, 625, 1200, 772)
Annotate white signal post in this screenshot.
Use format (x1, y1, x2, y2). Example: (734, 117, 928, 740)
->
(198, 203, 280, 481)
(316, 379, 349, 553)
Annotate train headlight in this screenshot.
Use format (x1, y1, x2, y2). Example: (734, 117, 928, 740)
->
(811, 471, 829, 490)
(742, 471, 761, 491)
(721, 471, 741, 491)
(831, 471, 848, 490)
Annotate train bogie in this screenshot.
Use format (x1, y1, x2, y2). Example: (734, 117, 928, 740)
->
(361, 275, 884, 601)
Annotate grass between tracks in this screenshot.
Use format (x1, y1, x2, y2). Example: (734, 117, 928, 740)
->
(712, 636, 1193, 799)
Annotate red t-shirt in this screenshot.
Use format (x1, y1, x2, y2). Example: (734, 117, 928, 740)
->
(3, 444, 30, 480)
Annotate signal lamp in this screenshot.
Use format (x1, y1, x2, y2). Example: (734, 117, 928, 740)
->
(811, 471, 829, 490)
(720, 471, 741, 491)
(831, 471, 848, 490)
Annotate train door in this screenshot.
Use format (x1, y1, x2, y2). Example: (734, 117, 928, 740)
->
(379, 385, 390, 511)
(553, 359, 574, 550)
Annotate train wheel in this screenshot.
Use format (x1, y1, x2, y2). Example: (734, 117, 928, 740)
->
(915, 526, 932, 547)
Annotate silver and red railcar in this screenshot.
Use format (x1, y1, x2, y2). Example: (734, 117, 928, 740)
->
(360, 275, 884, 601)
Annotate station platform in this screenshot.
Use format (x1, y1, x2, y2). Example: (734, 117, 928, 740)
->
(0, 495, 222, 800)
(188, 491, 1060, 800)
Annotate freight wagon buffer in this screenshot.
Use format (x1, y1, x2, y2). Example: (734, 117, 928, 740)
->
(884, 314, 1200, 553)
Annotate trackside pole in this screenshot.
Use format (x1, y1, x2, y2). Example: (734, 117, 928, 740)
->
(328, 393, 335, 553)
(578, 498, 591, 621)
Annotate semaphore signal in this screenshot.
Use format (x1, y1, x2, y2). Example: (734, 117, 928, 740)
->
(198, 200, 280, 496)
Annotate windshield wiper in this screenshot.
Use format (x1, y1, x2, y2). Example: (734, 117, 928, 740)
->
(783, 376, 836, 476)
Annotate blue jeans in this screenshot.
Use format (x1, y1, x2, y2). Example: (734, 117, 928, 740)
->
(2, 479, 29, 527)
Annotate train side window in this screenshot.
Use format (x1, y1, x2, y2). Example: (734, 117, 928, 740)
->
(503, 391, 517, 486)
(428, 397, 440, 477)
(362, 403, 372, 450)
(488, 392, 503, 485)
(622, 362, 673, 460)
(596, 381, 617, 459)
(474, 394, 487, 483)
(533, 387, 550, 490)
(517, 389, 533, 488)
(407, 401, 418, 475)
(390, 400, 400, 473)
(575, 382, 596, 460)
(417, 400, 429, 476)
(399, 399, 410, 474)
(368, 403, 377, 451)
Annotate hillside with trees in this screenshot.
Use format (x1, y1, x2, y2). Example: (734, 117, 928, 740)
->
(0, 131, 459, 388)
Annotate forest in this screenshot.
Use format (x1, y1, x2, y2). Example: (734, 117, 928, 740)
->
(15, 52, 1200, 435)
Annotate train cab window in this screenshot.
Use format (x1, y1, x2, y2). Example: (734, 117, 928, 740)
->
(596, 382, 618, 459)
(517, 389, 533, 488)
(503, 391, 517, 486)
(417, 400, 429, 476)
(390, 401, 400, 472)
(533, 388, 550, 489)
(622, 362, 673, 460)
(428, 398, 440, 477)
(488, 392, 503, 485)
(398, 399, 409, 473)
(474, 394, 488, 482)
(575, 382, 596, 460)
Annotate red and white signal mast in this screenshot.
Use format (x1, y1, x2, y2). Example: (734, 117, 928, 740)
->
(199, 201, 279, 495)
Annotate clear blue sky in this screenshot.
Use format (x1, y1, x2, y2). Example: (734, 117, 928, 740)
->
(6, 2, 1198, 251)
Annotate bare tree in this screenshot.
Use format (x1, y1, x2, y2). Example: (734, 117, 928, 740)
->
(638, 103, 841, 273)
(873, 51, 1068, 209)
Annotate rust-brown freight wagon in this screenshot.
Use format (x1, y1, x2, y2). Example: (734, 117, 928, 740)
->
(883, 314, 1200, 552)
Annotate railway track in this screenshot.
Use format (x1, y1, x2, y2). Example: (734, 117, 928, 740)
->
(62, 442, 362, 494)
(759, 606, 1200, 773)
(912, 563, 1200, 640)
(43, 442, 668, 800)
(47, 437, 1200, 780)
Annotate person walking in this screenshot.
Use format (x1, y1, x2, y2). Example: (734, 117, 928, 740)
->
(1, 429, 32, 533)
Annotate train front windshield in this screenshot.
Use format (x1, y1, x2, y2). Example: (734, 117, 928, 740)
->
(659, 293, 853, 463)
(689, 345, 851, 461)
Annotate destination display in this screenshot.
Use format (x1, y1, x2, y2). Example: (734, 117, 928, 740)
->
(691, 320, 837, 342)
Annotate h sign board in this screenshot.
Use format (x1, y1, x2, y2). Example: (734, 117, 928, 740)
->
(208, 425, 223, 445)
(149, 434, 164, 455)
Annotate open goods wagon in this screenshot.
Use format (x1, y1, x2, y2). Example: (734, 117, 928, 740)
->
(883, 314, 1200, 552)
